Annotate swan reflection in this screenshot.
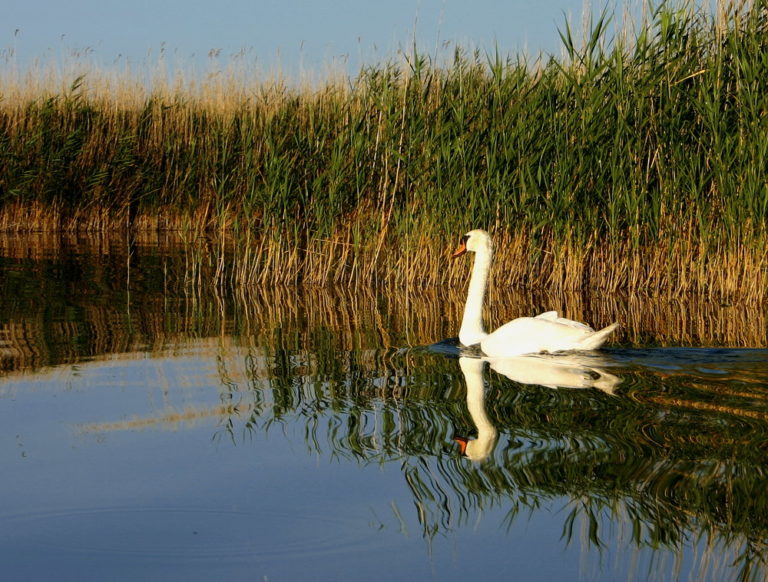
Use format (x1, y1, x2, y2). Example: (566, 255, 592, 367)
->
(455, 354, 621, 461)
(485, 353, 621, 395)
(455, 357, 499, 461)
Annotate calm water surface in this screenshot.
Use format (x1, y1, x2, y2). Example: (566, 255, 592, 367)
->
(1, 236, 768, 582)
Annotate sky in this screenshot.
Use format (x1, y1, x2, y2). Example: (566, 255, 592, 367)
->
(5, 1, 620, 81)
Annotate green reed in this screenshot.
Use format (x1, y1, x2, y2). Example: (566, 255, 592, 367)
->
(0, 0, 766, 295)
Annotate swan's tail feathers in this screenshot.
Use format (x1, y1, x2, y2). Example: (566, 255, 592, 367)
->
(580, 323, 620, 350)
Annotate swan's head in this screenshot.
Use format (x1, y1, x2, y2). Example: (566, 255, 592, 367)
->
(452, 229, 492, 258)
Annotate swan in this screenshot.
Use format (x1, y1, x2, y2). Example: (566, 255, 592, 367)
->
(452, 229, 618, 357)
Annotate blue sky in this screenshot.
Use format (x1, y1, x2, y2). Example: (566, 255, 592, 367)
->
(6, 1, 617, 80)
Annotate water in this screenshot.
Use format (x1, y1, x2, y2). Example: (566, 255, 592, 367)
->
(1, 235, 768, 582)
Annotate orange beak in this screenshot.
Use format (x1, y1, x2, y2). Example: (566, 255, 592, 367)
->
(452, 240, 467, 258)
(454, 436, 469, 456)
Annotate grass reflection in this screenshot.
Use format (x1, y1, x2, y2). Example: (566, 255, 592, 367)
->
(0, 232, 766, 379)
(1, 274, 766, 377)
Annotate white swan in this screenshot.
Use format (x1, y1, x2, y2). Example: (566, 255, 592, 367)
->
(452, 229, 618, 357)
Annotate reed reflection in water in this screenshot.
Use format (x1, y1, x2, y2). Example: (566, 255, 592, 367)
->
(0, 232, 767, 376)
(64, 340, 768, 582)
(1, 236, 768, 581)
(66, 343, 768, 580)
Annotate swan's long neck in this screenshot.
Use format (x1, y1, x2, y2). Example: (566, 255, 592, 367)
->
(459, 246, 491, 346)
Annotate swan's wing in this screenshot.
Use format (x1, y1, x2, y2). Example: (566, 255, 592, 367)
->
(535, 311, 593, 331)
(535, 311, 559, 320)
(483, 317, 599, 356)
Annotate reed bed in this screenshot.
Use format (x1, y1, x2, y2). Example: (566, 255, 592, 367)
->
(1, 0, 767, 299)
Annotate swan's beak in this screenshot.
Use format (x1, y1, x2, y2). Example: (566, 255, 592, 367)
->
(451, 241, 467, 258)
(454, 436, 469, 456)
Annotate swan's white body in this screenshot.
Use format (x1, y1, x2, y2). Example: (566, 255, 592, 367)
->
(453, 229, 618, 357)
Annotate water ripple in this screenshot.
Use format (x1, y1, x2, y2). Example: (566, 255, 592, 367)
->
(1, 505, 382, 562)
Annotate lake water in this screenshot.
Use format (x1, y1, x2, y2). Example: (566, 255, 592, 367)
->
(1, 235, 768, 582)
